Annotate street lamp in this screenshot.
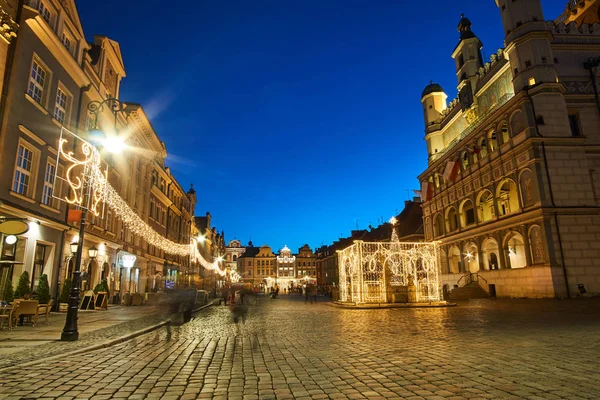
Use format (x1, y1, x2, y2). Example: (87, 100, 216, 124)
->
(88, 246, 98, 260)
(61, 98, 127, 342)
(69, 241, 79, 255)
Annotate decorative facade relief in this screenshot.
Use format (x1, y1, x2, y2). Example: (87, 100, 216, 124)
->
(0, 7, 18, 43)
(529, 225, 545, 264)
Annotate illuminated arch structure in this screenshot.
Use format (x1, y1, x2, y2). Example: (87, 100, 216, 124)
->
(338, 240, 442, 304)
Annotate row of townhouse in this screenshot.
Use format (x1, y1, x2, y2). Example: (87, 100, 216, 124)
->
(194, 212, 227, 292)
(237, 243, 317, 290)
(0, 0, 198, 305)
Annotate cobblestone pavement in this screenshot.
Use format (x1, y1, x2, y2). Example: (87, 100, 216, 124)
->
(1, 296, 599, 399)
(0, 312, 165, 370)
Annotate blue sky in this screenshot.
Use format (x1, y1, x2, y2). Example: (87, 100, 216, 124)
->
(76, 0, 566, 253)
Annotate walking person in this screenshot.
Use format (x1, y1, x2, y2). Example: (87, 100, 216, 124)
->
(223, 286, 229, 306)
(304, 285, 309, 303)
(311, 284, 317, 303)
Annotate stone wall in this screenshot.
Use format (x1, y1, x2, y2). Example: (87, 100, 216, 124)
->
(479, 266, 564, 298)
(555, 214, 600, 296)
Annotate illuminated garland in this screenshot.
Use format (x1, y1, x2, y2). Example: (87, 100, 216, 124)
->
(57, 128, 228, 278)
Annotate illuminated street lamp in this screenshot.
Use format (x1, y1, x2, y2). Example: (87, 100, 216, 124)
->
(61, 98, 127, 342)
(88, 246, 98, 259)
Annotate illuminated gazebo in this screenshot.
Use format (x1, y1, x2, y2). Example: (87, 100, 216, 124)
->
(337, 219, 442, 304)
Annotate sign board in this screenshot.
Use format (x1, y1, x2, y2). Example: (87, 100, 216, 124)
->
(95, 292, 108, 309)
(79, 290, 95, 310)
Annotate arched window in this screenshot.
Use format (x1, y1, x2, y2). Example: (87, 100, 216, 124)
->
(497, 179, 520, 216)
(488, 129, 498, 153)
(448, 246, 461, 274)
(425, 217, 432, 241)
(477, 137, 488, 158)
(463, 242, 479, 273)
(434, 214, 444, 238)
(504, 231, 527, 269)
(510, 110, 526, 137)
(477, 190, 495, 222)
(461, 150, 470, 170)
(482, 238, 500, 270)
(459, 199, 476, 228)
(439, 249, 449, 274)
(498, 121, 510, 144)
(446, 207, 459, 233)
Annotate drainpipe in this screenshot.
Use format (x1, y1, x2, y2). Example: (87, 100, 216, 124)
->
(525, 86, 570, 298)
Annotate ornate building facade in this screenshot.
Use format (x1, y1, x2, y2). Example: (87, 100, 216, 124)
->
(418, 0, 600, 298)
(224, 239, 245, 274)
(0, 0, 198, 304)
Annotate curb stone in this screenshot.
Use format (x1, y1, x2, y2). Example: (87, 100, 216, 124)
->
(0, 303, 213, 372)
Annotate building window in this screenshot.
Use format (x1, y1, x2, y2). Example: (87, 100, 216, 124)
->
(41, 161, 55, 206)
(61, 30, 75, 56)
(28, 60, 48, 105)
(31, 243, 47, 291)
(568, 114, 581, 136)
(106, 209, 113, 232)
(37, 1, 53, 26)
(54, 87, 70, 124)
(13, 144, 34, 196)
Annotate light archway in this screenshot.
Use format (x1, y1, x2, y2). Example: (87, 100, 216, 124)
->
(448, 246, 461, 274)
(497, 179, 520, 216)
(504, 231, 527, 269)
(477, 190, 495, 222)
(482, 238, 500, 270)
(463, 242, 480, 273)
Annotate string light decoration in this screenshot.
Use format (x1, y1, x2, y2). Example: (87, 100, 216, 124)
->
(338, 240, 442, 304)
(57, 128, 227, 275)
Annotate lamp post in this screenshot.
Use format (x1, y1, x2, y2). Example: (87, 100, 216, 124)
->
(61, 98, 126, 341)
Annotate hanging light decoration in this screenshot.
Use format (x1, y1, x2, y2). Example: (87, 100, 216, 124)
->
(57, 128, 228, 275)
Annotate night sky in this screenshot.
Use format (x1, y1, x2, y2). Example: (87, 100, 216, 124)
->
(76, 0, 565, 252)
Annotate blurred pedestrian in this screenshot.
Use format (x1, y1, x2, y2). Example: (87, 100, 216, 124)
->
(310, 284, 317, 303)
(223, 286, 229, 306)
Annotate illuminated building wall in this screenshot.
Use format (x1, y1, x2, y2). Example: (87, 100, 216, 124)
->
(418, 0, 600, 298)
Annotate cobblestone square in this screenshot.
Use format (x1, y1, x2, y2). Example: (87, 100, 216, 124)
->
(1, 296, 599, 399)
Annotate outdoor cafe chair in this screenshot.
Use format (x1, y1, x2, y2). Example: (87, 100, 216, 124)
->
(14, 300, 39, 327)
